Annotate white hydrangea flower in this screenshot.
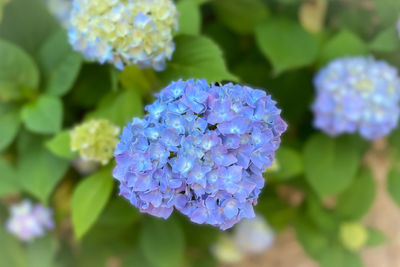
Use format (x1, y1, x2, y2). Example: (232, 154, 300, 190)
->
(68, 0, 178, 71)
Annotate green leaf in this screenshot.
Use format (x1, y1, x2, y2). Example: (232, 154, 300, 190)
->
(0, 157, 19, 196)
(39, 29, 82, 96)
(0, 108, 20, 151)
(387, 167, 400, 208)
(213, 0, 268, 34)
(46, 130, 77, 159)
(21, 95, 63, 134)
(176, 0, 201, 35)
(366, 228, 387, 247)
(335, 169, 376, 220)
(369, 26, 400, 53)
(319, 30, 367, 65)
(304, 134, 360, 196)
(318, 246, 363, 267)
(0, 0, 58, 55)
(159, 35, 238, 84)
(295, 218, 330, 259)
(17, 132, 69, 204)
(26, 236, 57, 267)
(374, 0, 400, 27)
(0, 39, 39, 101)
(0, 228, 26, 267)
(255, 17, 318, 74)
(72, 168, 114, 239)
(120, 65, 158, 96)
(140, 218, 184, 267)
(87, 89, 143, 126)
(270, 146, 303, 181)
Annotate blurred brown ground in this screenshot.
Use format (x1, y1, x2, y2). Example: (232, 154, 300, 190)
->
(222, 139, 400, 267)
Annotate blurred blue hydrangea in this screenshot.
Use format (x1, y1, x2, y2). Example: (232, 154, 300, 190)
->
(6, 200, 54, 242)
(113, 79, 287, 230)
(312, 57, 400, 140)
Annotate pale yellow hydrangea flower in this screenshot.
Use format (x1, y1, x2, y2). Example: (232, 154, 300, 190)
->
(68, 0, 178, 71)
(70, 119, 120, 165)
(339, 222, 368, 251)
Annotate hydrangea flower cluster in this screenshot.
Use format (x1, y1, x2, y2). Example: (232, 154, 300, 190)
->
(44, 0, 72, 28)
(70, 119, 120, 165)
(68, 0, 178, 71)
(312, 56, 400, 140)
(113, 79, 287, 230)
(6, 200, 54, 242)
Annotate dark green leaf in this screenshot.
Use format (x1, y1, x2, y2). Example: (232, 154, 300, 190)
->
(335, 169, 376, 220)
(21, 95, 63, 134)
(72, 168, 114, 239)
(319, 30, 367, 65)
(39, 29, 82, 96)
(0, 0, 58, 55)
(159, 35, 237, 84)
(255, 17, 318, 74)
(45, 130, 77, 159)
(213, 0, 268, 34)
(176, 0, 201, 35)
(295, 218, 330, 259)
(0, 39, 39, 101)
(0, 108, 20, 151)
(0, 157, 19, 196)
(304, 134, 360, 196)
(17, 132, 69, 204)
(87, 89, 143, 126)
(140, 217, 184, 267)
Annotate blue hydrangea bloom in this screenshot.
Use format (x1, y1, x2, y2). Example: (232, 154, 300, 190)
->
(312, 57, 400, 140)
(113, 79, 287, 230)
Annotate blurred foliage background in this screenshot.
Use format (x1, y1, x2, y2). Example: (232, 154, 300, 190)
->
(1, 0, 400, 266)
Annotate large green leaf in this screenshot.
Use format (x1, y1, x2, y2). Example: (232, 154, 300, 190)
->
(26, 236, 57, 267)
(304, 134, 360, 196)
(87, 89, 143, 126)
(369, 26, 400, 53)
(0, 107, 20, 151)
(140, 218, 184, 267)
(176, 0, 201, 35)
(319, 30, 367, 65)
(255, 17, 318, 74)
(72, 168, 114, 239)
(0, 39, 39, 101)
(17, 132, 69, 204)
(159, 35, 237, 84)
(213, 0, 268, 34)
(39, 29, 82, 96)
(0, 228, 26, 267)
(0, 157, 19, 196)
(318, 246, 363, 267)
(0, 0, 58, 55)
(45, 130, 77, 159)
(269, 146, 303, 181)
(21, 95, 63, 134)
(335, 169, 375, 220)
(120, 65, 158, 96)
(387, 166, 400, 208)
